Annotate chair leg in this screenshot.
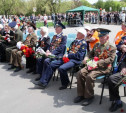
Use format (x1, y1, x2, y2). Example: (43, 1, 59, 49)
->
(124, 87, 126, 96)
(70, 72, 74, 89)
(99, 77, 106, 104)
(53, 71, 56, 81)
(56, 71, 59, 81)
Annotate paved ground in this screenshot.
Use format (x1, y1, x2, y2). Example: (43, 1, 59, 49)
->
(0, 24, 126, 113)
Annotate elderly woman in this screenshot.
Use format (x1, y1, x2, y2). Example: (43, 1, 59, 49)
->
(26, 26, 50, 74)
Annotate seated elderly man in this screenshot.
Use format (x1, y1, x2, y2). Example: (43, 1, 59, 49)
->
(6, 24, 23, 62)
(0, 24, 15, 62)
(33, 28, 87, 89)
(74, 28, 116, 106)
(33, 23, 67, 87)
(26, 26, 50, 73)
(8, 26, 37, 72)
(107, 35, 126, 112)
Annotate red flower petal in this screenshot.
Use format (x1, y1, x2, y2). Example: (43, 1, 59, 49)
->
(120, 108, 124, 112)
(94, 57, 99, 61)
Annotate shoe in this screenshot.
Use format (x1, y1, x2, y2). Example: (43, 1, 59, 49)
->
(35, 76, 41, 81)
(32, 81, 47, 89)
(74, 96, 84, 103)
(109, 101, 115, 111)
(81, 96, 94, 106)
(8, 65, 15, 70)
(59, 86, 67, 90)
(32, 71, 37, 74)
(26, 69, 33, 73)
(8, 63, 12, 65)
(59, 82, 70, 90)
(109, 102, 123, 112)
(14, 67, 21, 72)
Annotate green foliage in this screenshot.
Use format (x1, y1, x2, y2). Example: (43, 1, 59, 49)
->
(0, 0, 125, 16)
(94, 0, 123, 12)
(95, 0, 104, 9)
(80, 0, 92, 7)
(104, 0, 121, 11)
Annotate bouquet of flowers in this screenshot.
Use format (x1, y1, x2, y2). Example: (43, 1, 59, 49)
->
(16, 41, 35, 57)
(87, 57, 99, 70)
(34, 48, 57, 59)
(116, 74, 126, 87)
(0, 35, 10, 41)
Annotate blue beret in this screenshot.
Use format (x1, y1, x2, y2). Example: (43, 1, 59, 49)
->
(8, 21, 17, 28)
(55, 23, 66, 29)
(97, 28, 111, 37)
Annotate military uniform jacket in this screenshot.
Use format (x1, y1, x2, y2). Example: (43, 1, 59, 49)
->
(14, 29, 23, 42)
(37, 36, 50, 52)
(68, 39, 87, 64)
(48, 33, 67, 57)
(87, 42, 116, 70)
(117, 36, 126, 51)
(23, 32, 37, 48)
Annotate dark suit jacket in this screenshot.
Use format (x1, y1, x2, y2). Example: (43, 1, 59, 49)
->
(2, 30, 16, 47)
(37, 36, 50, 52)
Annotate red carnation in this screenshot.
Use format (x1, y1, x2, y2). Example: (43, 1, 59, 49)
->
(20, 46, 26, 51)
(62, 57, 70, 63)
(4, 37, 8, 40)
(122, 80, 126, 84)
(94, 57, 99, 61)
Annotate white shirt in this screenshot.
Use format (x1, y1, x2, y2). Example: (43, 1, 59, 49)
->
(43, 16, 47, 21)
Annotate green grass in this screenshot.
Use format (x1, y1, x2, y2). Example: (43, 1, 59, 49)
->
(36, 21, 68, 28)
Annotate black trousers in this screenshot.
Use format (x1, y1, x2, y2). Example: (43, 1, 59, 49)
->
(108, 73, 123, 101)
(0, 42, 7, 62)
(26, 55, 36, 71)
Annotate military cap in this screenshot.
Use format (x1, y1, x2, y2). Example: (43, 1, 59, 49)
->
(55, 22, 66, 29)
(8, 21, 17, 28)
(97, 28, 111, 37)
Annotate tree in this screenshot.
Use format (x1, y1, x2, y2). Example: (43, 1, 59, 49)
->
(80, 0, 92, 7)
(104, 0, 121, 11)
(121, 0, 126, 2)
(0, 0, 26, 16)
(95, 0, 104, 9)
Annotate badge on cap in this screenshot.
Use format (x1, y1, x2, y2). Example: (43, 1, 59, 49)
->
(55, 23, 66, 29)
(97, 28, 111, 37)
